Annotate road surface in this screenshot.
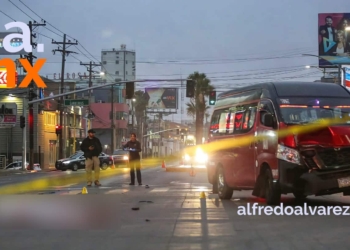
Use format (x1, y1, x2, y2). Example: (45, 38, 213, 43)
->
(0, 165, 350, 249)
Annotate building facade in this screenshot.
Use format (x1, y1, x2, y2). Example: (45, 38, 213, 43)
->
(0, 76, 84, 169)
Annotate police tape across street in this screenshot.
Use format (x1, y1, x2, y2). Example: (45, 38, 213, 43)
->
(237, 203, 350, 216)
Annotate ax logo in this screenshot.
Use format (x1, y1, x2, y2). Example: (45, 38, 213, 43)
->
(0, 22, 46, 88)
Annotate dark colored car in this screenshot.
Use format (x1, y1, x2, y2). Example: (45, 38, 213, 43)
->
(55, 151, 114, 171)
(112, 149, 129, 167)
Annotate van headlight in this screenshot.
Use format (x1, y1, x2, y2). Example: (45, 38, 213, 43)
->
(195, 148, 208, 163)
(63, 161, 71, 164)
(276, 144, 300, 165)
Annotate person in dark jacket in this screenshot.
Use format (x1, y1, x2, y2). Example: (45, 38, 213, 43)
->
(123, 133, 142, 185)
(80, 129, 102, 186)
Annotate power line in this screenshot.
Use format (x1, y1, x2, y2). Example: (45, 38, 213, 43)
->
(8, 0, 36, 21)
(0, 9, 16, 21)
(18, 0, 67, 36)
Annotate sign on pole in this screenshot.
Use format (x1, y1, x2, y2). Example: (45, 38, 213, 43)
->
(64, 99, 89, 106)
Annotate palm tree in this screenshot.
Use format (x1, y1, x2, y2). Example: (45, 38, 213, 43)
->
(186, 100, 196, 122)
(205, 112, 211, 123)
(186, 72, 214, 144)
(134, 90, 149, 137)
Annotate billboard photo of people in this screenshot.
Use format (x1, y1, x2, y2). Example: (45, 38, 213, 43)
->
(144, 88, 177, 109)
(318, 13, 350, 67)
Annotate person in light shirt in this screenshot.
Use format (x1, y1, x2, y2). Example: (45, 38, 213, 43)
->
(330, 30, 350, 57)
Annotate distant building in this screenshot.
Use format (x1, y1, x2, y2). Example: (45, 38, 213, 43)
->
(101, 44, 136, 103)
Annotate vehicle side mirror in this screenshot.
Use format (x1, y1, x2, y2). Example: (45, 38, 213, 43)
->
(261, 112, 274, 127)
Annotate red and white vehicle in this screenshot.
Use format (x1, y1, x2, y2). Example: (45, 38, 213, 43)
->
(207, 81, 350, 205)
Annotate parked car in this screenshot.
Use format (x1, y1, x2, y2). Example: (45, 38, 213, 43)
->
(112, 149, 129, 167)
(1, 161, 41, 171)
(55, 151, 114, 171)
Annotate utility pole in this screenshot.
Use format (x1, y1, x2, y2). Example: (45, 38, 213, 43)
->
(111, 84, 115, 153)
(80, 61, 102, 135)
(24, 20, 46, 170)
(52, 35, 78, 160)
(22, 97, 27, 170)
(158, 113, 162, 157)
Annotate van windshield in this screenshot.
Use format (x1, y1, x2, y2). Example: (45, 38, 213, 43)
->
(278, 97, 350, 125)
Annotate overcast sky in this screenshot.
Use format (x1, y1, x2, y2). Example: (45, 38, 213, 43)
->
(0, 0, 348, 95)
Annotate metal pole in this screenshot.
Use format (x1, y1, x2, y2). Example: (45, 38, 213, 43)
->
(22, 97, 27, 170)
(73, 111, 76, 153)
(132, 100, 134, 132)
(144, 111, 147, 157)
(88, 62, 93, 131)
(59, 34, 67, 160)
(28, 79, 192, 105)
(141, 121, 144, 159)
(158, 113, 161, 157)
(111, 84, 115, 153)
(338, 64, 342, 85)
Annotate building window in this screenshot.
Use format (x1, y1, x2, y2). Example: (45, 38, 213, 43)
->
(116, 71, 119, 75)
(103, 52, 106, 55)
(116, 52, 119, 55)
(132, 72, 135, 76)
(132, 61, 135, 65)
(103, 61, 106, 64)
(116, 61, 119, 64)
(126, 61, 128, 64)
(45, 112, 56, 126)
(126, 71, 128, 75)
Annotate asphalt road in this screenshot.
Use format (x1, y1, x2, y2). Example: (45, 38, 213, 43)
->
(1, 165, 350, 249)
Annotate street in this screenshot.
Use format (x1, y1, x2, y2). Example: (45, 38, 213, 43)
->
(0, 164, 350, 250)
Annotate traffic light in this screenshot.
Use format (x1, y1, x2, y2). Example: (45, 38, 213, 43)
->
(55, 125, 62, 135)
(209, 91, 216, 105)
(125, 82, 135, 99)
(20, 115, 25, 128)
(186, 79, 195, 98)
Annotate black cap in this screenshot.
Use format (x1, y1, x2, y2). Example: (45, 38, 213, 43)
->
(88, 129, 96, 133)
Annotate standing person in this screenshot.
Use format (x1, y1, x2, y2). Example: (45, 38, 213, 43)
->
(80, 129, 102, 187)
(123, 133, 142, 185)
(319, 15, 336, 55)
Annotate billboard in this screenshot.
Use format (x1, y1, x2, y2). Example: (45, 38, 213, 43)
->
(0, 32, 24, 55)
(318, 13, 350, 67)
(0, 103, 17, 127)
(145, 88, 177, 109)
